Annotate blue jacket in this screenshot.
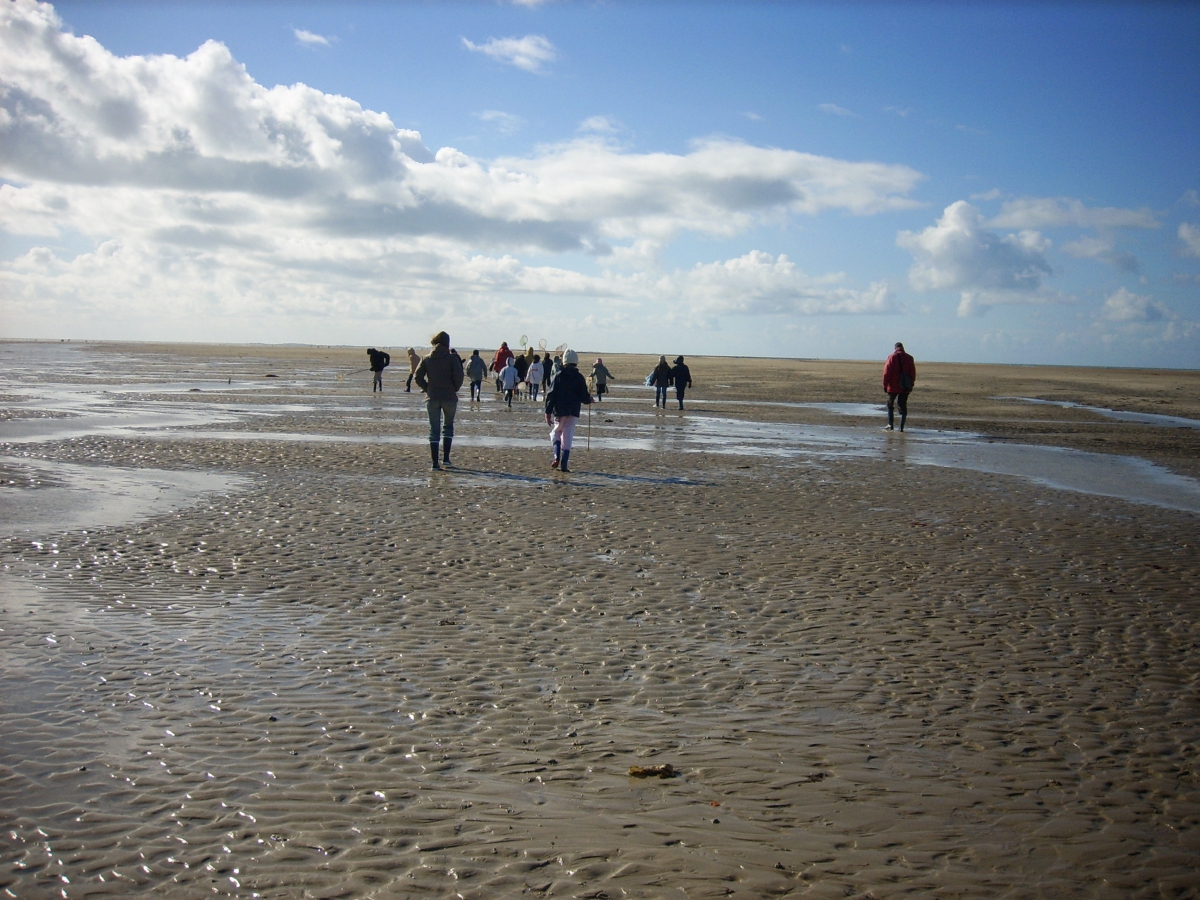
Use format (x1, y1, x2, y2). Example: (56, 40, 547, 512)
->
(544, 366, 592, 418)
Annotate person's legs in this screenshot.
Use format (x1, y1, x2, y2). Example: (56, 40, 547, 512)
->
(549, 417, 563, 467)
(440, 398, 457, 464)
(596, 383, 604, 402)
(426, 401, 442, 468)
(676, 385, 685, 409)
(886, 393, 896, 429)
(406, 371, 414, 392)
(898, 392, 908, 432)
(557, 416, 578, 471)
(505, 388, 513, 407)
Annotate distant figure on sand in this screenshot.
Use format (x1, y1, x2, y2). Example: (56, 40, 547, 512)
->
(527, 355, 544, 402)
(404, 348, 420, 392)
(414, 331, 464, 469)
(466, 350, 487, 402)
(670, 356, 692, 410)
(544, 350, 592, 473)
(882, 342, 917, 432)
(591, 358, 614, 402)
(500, 357, 521, 408)
(651, 356, 673, 408)
(367, 348, 391, 393)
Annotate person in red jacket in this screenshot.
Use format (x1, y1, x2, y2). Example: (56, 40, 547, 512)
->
(881, 342, 917, 432)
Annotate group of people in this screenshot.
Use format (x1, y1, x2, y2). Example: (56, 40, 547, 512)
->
(374, 333, 605, 473)
(480, 343, 616, 408)
(648, 355, 693, 410)
(368, 335, 917, 472)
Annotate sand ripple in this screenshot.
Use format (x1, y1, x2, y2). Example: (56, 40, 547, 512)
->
(2, 438, 1198, 898)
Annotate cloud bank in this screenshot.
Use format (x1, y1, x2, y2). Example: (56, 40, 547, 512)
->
(0, 0, 924, 337)
(897, 201, 1055, 316)
(1101, 287, 1169, 323)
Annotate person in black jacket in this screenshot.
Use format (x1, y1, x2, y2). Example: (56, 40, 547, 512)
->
(367, 348, 390, 392)
(670, 356, 692, 410)
(651, 355, 673, 408)
(413, 331, 464, 470)
(543, 349, 592, 473)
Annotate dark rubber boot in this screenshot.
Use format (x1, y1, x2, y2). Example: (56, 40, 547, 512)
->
(442, 437, 452, 466)
(899, 415, 906, 433)
(560, 449, 571, 473)
(430, 443, 441, 470)
(551, 439, 561, 469)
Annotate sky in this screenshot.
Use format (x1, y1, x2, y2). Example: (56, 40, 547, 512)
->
(1, 0, 1198, 367)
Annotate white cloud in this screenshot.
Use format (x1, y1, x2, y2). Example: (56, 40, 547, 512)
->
(415, 250, 895, 317)
(818, 103, 857, 118)
(578, 115, 620, 134)
(897, 201, 1055, 315)
(1100, 287, 1170, 323)
(477, 110, 525, 135)
(1060, 235, 1138, 272)
(991, 196, 1157, 230)
(462, 35, 557, 73)
(294, 29, 331, 47)
(0, 0, 923, 333)
(1179, 222, 1200, 258)
(651, 252, 893, 316)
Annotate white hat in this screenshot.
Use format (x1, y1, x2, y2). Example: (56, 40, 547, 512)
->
(564, 349, 579, 365)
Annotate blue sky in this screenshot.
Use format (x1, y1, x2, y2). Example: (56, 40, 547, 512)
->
(2, 0, 1198, 367)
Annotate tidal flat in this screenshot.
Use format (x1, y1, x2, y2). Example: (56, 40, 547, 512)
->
(2, 340, 1198, 899)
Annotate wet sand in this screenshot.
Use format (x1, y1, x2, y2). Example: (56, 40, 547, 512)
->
(2, 340, 1198, 898)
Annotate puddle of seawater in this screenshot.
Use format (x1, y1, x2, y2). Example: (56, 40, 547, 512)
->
(146, 423, 1200, 513)
(0, 456, 248, 535)
(898, 436, 1200, 515)
(998, 397, 1200, 429)
(4, 342, 1198, 516)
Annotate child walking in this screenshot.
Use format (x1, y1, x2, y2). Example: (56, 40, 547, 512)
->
(543, 350, 592, 473)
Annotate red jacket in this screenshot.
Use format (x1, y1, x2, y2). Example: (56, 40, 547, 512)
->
(882, 350, 916, 394)
(492, 345, 514, 373)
